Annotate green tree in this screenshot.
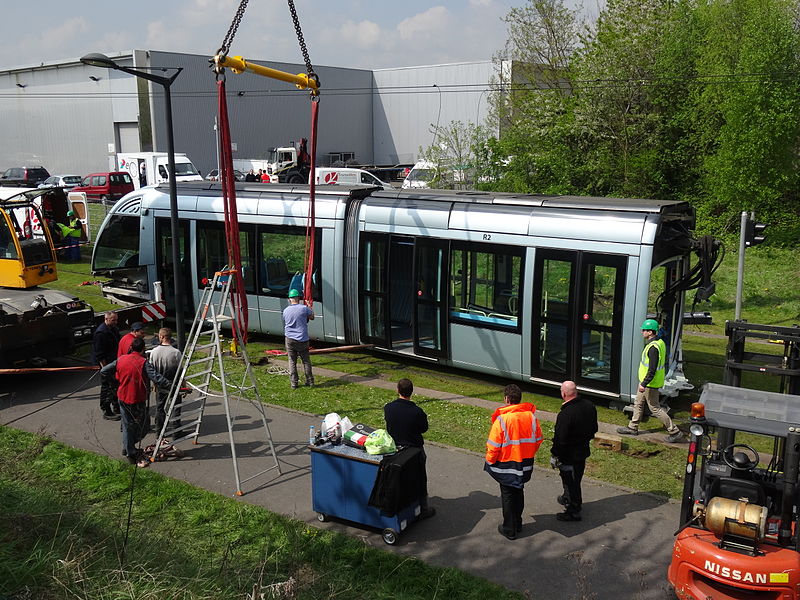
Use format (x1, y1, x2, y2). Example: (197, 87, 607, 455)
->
(485, 0, 800, 243)
(568, 0, 673, 198)
(691, 0, 800, 241)
(418, 121, 489, 189)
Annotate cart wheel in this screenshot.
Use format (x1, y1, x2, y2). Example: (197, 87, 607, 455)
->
(317, 513, 328, 523)
(382, 528, 398, 545)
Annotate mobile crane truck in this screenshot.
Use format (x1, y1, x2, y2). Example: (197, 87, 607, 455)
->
(0, 188, 95, 368)
(668, 382, 800, 598)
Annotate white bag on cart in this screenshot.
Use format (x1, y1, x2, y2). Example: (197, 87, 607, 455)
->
(321, 412, 343, 443)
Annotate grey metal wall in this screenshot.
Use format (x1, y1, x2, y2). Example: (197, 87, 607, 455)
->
(372, 61, 497, 165)
(0, 52, 496, 178)
(148, 51, 374, 176)
(0, 53, 139, 175)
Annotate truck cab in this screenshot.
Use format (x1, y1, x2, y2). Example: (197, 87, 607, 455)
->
(669, 383, 800, 599)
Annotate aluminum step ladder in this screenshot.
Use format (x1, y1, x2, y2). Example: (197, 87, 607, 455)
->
(150, 269, 282, 495)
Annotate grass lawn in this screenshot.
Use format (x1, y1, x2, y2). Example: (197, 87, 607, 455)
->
(0, 427, 520, 600)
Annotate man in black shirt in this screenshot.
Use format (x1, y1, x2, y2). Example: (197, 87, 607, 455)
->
(92, 310, 121, 421)
(551, 380, 598, 522)
(384, 378, 435, 518)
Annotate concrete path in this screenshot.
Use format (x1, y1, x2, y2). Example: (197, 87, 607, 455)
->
(2, 368, 679, 600)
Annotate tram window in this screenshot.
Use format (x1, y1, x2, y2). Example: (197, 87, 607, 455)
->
(196, 222, 255, 293)
(538, 258, 572, 372)
(258, 226, 321, 300)
(579, 261, 623, 383)
(449, 245, 522, 329)
(93, 214, 140, 269)
(585, 264, 616, 326)
(540, 260, 571, 318)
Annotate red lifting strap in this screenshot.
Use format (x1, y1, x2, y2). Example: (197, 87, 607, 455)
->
(303, 99, 320, 308)
(216, 78, 248, 344)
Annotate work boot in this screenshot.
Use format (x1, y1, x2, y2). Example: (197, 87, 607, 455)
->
(556, 511, 582, 522)
(103, 410, 121, 421)
(665, 431, 687, 444)
(420, 507, 436, 519)
(616, 426, 639, 436)
(497, 524, 516, 540)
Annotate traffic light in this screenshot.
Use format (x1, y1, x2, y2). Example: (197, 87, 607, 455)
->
(744, 217, 768, 247)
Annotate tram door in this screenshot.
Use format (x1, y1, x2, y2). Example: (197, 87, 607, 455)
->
(359, 234, 448, 358)
(413, 239, 448, 358)
(531, 250, 626, 393)
(155, 217, 194, 316)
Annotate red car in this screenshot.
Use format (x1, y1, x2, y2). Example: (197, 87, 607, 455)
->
(72, 171, 134, 203)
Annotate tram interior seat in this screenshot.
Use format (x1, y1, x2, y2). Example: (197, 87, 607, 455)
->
(261, 257, 291, 293)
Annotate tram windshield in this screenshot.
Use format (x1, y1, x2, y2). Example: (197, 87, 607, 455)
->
(93, 214, 140, 270)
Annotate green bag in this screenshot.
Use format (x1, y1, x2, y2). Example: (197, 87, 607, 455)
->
(364, 429, 397, 455)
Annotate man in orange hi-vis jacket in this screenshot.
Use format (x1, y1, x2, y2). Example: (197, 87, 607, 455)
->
(484, 384, 543, 540)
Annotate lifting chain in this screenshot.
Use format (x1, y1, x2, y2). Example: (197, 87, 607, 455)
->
(287, 0, 320, 93)
(217, 0, 250, 58)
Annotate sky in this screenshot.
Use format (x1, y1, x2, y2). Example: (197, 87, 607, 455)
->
(0, 0, 597, 72)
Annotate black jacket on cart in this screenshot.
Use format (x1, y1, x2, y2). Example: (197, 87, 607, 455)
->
(368, 446, 426, 516)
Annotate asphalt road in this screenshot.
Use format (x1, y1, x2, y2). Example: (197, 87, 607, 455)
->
(1, 368, 679, 600)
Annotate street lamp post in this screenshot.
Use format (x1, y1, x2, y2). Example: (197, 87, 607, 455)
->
(81, 53, 186, 349)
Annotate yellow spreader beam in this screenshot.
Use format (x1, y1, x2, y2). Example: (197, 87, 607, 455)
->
(214, 54, 319, 95)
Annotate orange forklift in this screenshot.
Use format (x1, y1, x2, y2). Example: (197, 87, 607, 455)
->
(668, 382, 800, 598)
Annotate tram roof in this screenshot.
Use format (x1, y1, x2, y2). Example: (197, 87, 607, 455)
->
(159, 181, 691, 216)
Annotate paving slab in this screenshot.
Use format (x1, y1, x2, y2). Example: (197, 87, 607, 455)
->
(1, 369, 678, 600)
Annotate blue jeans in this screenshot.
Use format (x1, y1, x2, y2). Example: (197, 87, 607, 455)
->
(120, 401, 148, 461)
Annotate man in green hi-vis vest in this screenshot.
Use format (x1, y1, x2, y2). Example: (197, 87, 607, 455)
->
(617, 319, 685, 443)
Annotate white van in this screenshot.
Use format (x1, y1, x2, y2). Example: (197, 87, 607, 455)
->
(314, 168, 392, 190)
(401, 160, 436, 189)
(117, 152, 203, 189)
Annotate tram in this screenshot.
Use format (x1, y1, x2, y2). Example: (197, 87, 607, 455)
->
(91, 181, 717, 406)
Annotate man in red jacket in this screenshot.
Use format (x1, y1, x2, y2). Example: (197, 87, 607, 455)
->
(117, 321, 146, 358)
(485, 384, 543, 540)
(102, 337, 170, 467)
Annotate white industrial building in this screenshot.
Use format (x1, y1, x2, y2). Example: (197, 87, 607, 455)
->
(0, 50, 503, 177)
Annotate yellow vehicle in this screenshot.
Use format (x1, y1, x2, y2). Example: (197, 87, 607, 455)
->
(0, 189, 95, 367)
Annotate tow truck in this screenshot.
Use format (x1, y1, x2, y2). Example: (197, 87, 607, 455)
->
(0, 188, 95, 367)
(668, 382, 800, 598)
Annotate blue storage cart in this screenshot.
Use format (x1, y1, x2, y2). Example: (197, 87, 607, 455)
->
(310, 443, 421, 544)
